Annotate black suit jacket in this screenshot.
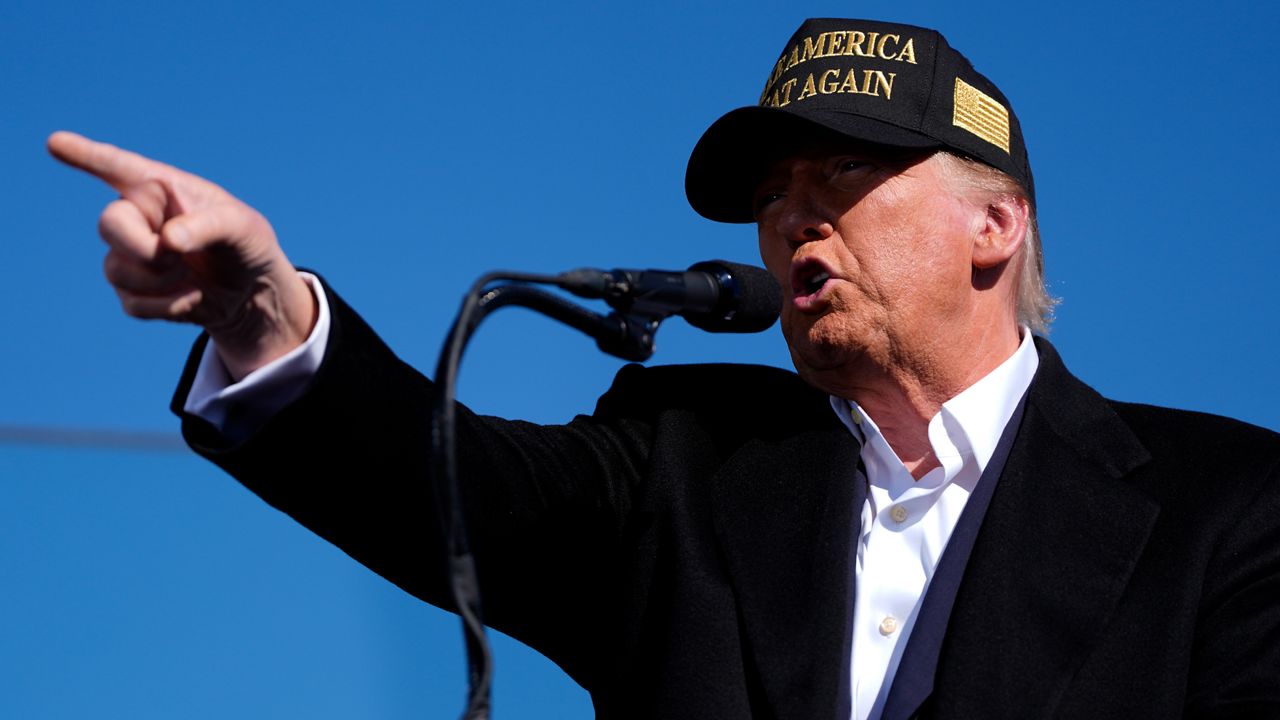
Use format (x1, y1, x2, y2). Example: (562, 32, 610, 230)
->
(175, 287, 1280, 719)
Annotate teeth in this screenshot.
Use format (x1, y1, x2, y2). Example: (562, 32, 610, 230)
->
(805, 271, 830, 293)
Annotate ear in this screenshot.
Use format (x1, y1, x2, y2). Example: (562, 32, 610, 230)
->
(972, 195, 1029, 269)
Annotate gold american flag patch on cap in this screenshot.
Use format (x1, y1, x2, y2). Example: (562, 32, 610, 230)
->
(953, 78, 1010, 153)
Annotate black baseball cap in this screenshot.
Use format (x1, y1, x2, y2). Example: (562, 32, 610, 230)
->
(686, 18, 1034, 223)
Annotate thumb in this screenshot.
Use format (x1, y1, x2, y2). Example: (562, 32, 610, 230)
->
(160, 201, 267, 255)
(119, 179, 182, 232)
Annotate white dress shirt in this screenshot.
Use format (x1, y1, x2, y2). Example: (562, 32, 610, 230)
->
(830, 330, 1038, 720)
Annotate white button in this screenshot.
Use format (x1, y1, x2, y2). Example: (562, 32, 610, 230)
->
(878, 616, 898, 636)
(890, 505, 908, 523)
(851, 409, 863, 425)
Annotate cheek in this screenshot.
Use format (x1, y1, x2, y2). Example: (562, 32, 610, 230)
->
(757, 234, 791, 294)
(864, 205, 976, 297)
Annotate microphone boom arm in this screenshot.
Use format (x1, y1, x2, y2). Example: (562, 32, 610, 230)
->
(472, 283, 661, 362)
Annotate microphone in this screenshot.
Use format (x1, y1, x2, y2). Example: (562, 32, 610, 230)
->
(556, 260, 781, 333)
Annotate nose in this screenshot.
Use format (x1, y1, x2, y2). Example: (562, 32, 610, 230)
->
(774, 192, 835, 249)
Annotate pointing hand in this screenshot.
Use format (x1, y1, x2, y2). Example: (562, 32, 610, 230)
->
(48, 131, 316, 380)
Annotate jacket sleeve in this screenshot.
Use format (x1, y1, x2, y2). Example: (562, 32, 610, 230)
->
(170, 279, 655, 686)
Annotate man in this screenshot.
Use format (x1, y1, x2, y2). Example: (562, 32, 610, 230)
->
(50, 17, 1280, 720)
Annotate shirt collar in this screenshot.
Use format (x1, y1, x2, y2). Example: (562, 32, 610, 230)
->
(830, 329, 1039, 478)
(939, 329, 1038, 474)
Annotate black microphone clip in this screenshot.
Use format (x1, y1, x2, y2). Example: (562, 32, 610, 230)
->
(556, 259, 781, 335)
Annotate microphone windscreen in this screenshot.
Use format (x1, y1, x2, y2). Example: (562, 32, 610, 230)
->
(685, 260, 782, 333)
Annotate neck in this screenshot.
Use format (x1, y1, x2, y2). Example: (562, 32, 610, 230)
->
(835, 323, 1022, 480)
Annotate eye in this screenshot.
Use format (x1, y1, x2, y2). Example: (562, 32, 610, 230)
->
(833, 157, 871, 175)
(752, 189, 785, 218)
(828, 156, 875, 192)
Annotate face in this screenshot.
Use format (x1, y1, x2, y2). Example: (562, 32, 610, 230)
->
(753, 144, 989, 394)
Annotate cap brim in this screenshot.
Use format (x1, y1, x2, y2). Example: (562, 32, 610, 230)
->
(685, 106, 942, 223)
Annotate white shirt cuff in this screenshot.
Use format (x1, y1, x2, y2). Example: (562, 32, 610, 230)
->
(182, 272, 331, 434)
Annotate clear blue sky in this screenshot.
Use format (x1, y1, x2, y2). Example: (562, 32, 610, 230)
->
(3, 1, 1278, 718)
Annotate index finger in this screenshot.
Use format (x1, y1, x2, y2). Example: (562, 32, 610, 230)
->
(47, 131, 165, 191)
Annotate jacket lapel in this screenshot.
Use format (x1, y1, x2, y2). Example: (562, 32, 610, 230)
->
(928, 339, 1159, 719)
(711, 421, 863, 720)
(879, 396, 1029, 720)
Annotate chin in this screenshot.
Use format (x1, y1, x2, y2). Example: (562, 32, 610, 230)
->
(787, 336, 856, 386)
(783, 316, 876, 390)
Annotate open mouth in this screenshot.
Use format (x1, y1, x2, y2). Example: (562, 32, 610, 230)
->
(791, 259, 833, 299)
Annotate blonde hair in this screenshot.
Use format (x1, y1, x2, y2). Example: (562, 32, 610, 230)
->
(935, 152, 1057, 334)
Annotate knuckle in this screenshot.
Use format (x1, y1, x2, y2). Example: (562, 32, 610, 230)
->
(98, 200, 154, 254)
(97, 199, 130, 237)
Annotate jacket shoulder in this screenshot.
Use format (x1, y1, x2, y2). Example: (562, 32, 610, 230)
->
(591, 362, 835, 438)
(1109, 400, 1280, 471)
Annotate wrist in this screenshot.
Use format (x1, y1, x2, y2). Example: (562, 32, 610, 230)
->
(209, 267, 318, 381)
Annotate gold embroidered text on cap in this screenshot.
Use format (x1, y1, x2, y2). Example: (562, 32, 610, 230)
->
(686, 19, 1036, 222)
(952, 77, 1010, 153)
